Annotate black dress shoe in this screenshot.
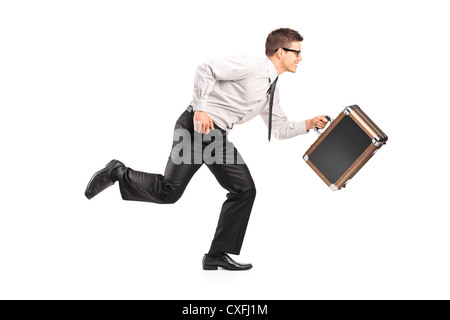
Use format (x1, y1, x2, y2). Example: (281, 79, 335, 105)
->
(85, 159, 125, 199)
(202, 253, 252, 271)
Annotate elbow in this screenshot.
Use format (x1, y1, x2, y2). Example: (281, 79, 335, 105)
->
(196, 61, 215, 79)
(272, 127, 304, 140)
(271, 129, 286, 140)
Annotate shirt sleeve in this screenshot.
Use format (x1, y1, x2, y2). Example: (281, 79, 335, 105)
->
(191, 56, 257, 112)
(260, 87, 309, 140)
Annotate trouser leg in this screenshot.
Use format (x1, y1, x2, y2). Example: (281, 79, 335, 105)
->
(117, 160, 202, 204)
(115, 107, 256, 255)
(117, 109, 202, 204)
(205, 132, 256, 255)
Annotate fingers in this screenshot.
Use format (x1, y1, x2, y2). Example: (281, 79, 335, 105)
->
(193, 111, 215, 134)
(206, 119, 214, 135)
(193, 118, 212, 134)
(315, 115, 329, 129)
(194, 120, 202, 133)
(314, 116, 328, 129)
(194, 111, 201, 133)
(317, 116, 328, 124)
(317, 120, 327, 129)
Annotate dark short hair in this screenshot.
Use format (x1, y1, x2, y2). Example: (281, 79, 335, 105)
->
(265, 28, 303, 57)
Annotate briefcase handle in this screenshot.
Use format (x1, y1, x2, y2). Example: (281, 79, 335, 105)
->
(314, 115, 333, 136)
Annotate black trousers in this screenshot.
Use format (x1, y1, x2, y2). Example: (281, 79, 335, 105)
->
(116, 108, 256, 255)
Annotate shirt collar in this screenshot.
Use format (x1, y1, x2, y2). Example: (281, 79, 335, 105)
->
(265, 57, 278, 83)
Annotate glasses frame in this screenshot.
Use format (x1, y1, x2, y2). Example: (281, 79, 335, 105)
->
(276, 48, 302, 57)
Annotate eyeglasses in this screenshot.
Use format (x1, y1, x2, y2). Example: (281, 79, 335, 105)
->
(276, 48, 302, 57)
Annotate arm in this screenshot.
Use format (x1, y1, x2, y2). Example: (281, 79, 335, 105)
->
(192, 56, 257, 112)
(192, 56, 256, 134)
(261, 87, 328, 139)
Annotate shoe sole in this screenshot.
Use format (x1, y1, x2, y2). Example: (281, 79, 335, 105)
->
(202, 264, 252, 271)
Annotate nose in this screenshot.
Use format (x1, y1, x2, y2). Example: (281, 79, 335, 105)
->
(297, 54, 303, 61)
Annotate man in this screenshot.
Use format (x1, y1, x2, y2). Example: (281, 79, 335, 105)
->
(85, 28, 328, 271)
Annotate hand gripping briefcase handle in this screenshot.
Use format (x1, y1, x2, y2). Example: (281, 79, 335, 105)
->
(314, 115, 333, 136)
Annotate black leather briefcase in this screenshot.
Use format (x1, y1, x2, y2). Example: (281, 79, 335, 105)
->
(303, 105, 388, 190)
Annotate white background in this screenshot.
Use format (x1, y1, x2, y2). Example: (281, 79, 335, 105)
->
(1, 0, 449, 299)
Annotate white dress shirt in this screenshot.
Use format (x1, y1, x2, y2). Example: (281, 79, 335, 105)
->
(190, 55, 308, 140)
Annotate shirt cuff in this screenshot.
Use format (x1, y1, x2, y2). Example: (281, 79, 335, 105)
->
(294, 120, 308, 135)
(191, 98, 208, 112)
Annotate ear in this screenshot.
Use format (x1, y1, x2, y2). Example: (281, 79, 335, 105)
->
(276, 48, 283, 59)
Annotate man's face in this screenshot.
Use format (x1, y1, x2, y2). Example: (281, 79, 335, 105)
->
(281, 41, 302, 73)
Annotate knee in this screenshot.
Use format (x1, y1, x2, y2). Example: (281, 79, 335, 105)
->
(162, 192, 183, 204)
(161, 183, 189, 204)
(234, 180, 256, 200)
(248, 182, 257, 199)
(164, 198, 179, 204)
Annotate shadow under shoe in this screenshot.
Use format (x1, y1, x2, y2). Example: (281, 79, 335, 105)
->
(85, 159, 125, 199)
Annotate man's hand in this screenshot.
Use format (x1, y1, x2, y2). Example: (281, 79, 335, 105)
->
(306, 115, 329, 131)
(194, 111, 214, 134)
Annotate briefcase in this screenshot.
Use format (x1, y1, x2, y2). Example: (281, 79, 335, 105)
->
(303, 105, 388, 190)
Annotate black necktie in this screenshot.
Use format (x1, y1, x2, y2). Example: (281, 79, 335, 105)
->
(267, 76, 278, 141)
